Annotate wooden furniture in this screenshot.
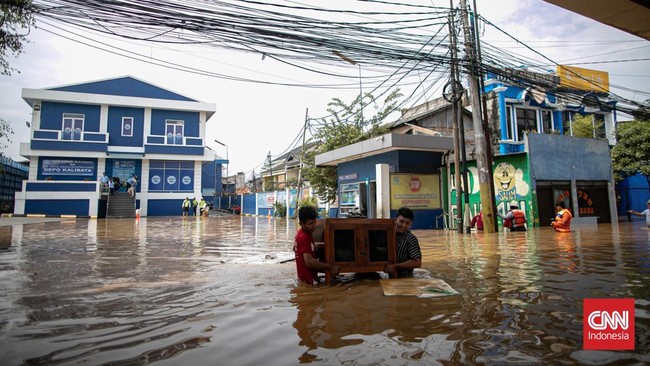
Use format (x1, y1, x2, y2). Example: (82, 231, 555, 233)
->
(323, 218, 396, 284)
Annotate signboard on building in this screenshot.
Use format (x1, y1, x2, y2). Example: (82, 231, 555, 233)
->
(257, 192, 275, 208)
(390, 174, 440, 209)
(557, 65, 609, 92)
(42, 159, 95, 176)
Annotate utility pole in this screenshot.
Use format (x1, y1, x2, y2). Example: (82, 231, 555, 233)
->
(448, 4, 473, 234)
(471, 0, 498, 232)
(267, 151, 273, 191)
(296, 108, 309, 208)
(459, 0, 496, 233)
(252, 170, 257, 193)
(447, 13, 463, 234)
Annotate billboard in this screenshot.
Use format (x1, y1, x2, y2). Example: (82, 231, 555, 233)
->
(390, 174, 440, 210)
(557, 65, 609, 92)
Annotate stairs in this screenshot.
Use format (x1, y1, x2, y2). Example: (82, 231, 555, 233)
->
(107, 192, 136, 218)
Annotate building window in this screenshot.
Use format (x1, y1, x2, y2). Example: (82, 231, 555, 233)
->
(541, 110, 553, 134)
(593, 114, 606, 139)
(515, 108, 537, 141)
(148, 160, 194, 192)
(122, 117, 134, 137)
(562, 112, 573, 136)
(505, 106, 513, 140)
(165, 120, 184, 145)
(62, 114, 84, 141)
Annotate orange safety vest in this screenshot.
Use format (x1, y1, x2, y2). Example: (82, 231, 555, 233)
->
(552, 209, 572, 232)
(511, 209, 527, 228)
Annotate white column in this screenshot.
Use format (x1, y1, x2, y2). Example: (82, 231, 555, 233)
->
(140, 159, 150, 216)
(376, 163, 390, 218)
(99, 105, 108, 133)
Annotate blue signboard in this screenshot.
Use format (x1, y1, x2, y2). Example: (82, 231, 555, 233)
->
(42, 159, 95, 176)
(339, 172, 358, 182)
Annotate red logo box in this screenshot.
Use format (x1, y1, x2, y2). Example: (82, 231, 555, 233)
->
(583, 298, 635, 350)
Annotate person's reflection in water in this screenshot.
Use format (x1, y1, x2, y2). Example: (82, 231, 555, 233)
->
(289, 282, 459, 364)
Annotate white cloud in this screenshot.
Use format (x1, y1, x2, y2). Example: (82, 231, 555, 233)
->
(1, 0, 648, 174)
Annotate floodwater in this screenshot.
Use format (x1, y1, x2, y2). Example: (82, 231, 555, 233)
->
(0, 216, 649, 366)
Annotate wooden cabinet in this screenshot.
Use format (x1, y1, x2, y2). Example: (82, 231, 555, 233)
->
(323, 218, 396, 283)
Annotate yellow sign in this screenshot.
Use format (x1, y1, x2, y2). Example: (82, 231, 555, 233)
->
(390, 174, 440, 210)
(557, 65, 609, 92)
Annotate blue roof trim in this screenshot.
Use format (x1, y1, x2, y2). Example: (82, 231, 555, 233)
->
(49, 77, 197, 102)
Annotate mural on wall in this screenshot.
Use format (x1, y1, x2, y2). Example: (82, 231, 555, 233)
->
(492, 161, 530, 212)
(390, 174, 440, 210)
(577, 189, 595, 215)
(553, 189, 572, 209)
(448, 154, 533, 229)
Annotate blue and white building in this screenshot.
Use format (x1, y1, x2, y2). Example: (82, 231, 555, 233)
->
(15, 76, 221, 217)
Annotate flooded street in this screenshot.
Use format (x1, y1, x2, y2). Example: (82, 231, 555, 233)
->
(0, 216, 649, 365)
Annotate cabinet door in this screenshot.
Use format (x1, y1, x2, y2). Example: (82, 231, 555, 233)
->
(364, 224, 396, 266)
(329, 223, 360, 265)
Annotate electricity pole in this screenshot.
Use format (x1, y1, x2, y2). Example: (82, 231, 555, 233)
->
(447, 13, 463, 234)
(296, 108, 309, 208)
(459, 0, 496, 233)
(267, 151, 273, 191)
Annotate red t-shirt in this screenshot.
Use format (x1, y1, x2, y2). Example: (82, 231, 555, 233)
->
(294, 228, 318, 285)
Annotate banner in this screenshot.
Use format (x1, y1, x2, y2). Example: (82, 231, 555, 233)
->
(42, 159, 95, 176)
(558, 65, 609, 92)
(390, 174, 440, 209)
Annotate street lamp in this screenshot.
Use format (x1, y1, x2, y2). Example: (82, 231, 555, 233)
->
(214, 139, 228, 195)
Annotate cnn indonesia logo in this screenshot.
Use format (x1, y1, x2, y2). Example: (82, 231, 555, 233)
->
(583, 298, 635, 350)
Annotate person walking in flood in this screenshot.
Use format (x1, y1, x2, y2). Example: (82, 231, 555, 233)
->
(628, 199, 650, 227)
(551, 201, 573, 232)
(182, 197, 191, 217)
(384, 207, 422, 278)
(293, 206, 340, 285)
(498, 204, 527, 231)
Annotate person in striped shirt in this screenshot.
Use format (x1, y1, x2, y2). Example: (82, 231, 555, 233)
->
(384, 207, 422, 278)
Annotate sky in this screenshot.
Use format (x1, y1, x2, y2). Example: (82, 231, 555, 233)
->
(1, 0, 648, 178)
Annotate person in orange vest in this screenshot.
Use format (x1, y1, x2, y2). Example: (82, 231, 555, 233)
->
(498, 204, 527, 231)
(551, 201, 573, 232)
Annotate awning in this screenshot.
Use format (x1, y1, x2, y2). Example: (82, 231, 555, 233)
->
(315, 133, 454, 167)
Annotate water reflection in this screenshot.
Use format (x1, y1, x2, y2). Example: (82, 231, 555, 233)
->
(290, 281, 459, 364)
(0, 217, 648, 365)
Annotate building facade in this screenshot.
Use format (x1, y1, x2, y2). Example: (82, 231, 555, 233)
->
(0, 157, 28, 214)
(15, 76, 220, 217)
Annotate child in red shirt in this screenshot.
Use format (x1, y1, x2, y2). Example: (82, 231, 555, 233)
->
(293, 206, 340, 285)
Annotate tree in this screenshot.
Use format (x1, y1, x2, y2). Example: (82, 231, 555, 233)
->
(1, 0, 35, 75)
(632, 99, 650, 121)
(569, 114, 604, 139)
(304, 89, 402, 203)
(611, 120, 650, 186)
(0, 118, 14, 157)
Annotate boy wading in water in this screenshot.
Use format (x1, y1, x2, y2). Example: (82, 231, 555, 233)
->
(293, 206, 340, 285)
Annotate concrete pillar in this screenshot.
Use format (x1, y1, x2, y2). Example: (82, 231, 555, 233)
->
(376, 163, 390, 218)
(571, 180, 579, 217)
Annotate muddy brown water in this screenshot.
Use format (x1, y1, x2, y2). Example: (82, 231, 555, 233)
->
(0, 216, 648, 365)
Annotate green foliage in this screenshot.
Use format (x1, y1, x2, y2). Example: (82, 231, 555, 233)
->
(0, 117, 14, 157)
(611, 120, 650, 182)
(569, 114, 604, 139)
(1, 0, 35, 75)
(297, 196, 318, 210)
(305, 89, 403, 203)
(273, 201, 287, 218)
